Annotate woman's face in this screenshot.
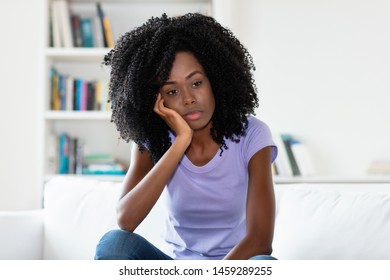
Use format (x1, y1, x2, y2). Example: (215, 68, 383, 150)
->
(159, 51, 215, 131)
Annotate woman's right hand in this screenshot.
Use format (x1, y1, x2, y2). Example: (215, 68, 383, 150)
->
(154, 93, 193, 143)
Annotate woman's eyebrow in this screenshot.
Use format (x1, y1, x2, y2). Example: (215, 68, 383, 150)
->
(186, 70, 203, 80)
(162, 70, 204, 85)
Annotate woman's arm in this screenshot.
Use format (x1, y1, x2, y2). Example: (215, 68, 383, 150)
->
(224, 146, 275, 260)
(117, 94, 192, 232)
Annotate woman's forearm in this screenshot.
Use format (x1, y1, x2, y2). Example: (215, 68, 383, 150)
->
(117, 135, 191, 231)
(223, 235, 272, 260)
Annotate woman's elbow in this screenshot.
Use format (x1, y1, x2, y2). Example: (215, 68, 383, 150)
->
(116, 208, 137, 232)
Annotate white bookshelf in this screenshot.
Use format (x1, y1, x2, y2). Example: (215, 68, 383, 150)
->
(41, 0, 212, 184)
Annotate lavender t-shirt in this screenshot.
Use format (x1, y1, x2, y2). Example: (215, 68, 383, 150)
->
(161, 116, 277, 259)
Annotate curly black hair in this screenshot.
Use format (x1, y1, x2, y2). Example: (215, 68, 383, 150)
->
(105, 13, 259, 163)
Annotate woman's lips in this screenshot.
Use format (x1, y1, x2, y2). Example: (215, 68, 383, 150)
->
(185, 111, 202, 121)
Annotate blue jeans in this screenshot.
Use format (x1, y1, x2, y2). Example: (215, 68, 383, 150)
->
(94, 229, 277, 260)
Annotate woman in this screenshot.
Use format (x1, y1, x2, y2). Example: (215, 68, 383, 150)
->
(95, 13, 278, 260)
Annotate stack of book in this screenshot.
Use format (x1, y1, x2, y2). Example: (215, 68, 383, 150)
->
(82, 154, 126, 175)
(50, 0, 114, 48)
(273, 133, 316, 177)
(48, 133, 126, 175)
(367, 160, 390, 175)
(50, 68, 110, 112)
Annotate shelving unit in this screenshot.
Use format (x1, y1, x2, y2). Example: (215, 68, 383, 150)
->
(40, 0, 212, 183)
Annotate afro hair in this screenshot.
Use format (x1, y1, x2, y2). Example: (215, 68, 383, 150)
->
(105, 13, 259, 163)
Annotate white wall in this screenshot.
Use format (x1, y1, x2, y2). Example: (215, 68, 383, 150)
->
(0, 0, 43, 210)
(214, 0, 390, 176)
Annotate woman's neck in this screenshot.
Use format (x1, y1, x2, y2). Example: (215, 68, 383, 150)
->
(185, 123, 220, 166)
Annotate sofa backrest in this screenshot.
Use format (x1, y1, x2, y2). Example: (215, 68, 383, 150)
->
(44, 177, 390, 260)
(273, 183, 390, 259)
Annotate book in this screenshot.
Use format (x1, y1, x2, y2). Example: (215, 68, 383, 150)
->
(65, 75, 74, 111)
(273, 133, 294, 177)
(71, 14, 83, 47)
(87, 82, 96, 110)
(58, 133, 70, 174)
(50, 68, 61, 110)
(96, 3, 108, 47)
(93, 15, 105, 48)
(290, 140, 316, 176)
(47, 133, 58, 174)
(80, 17, 94, 47)
(50, 1, 62, 47)
(75, 78, 83, 110)
(67, 137, 76, 174)
(75, 138, 84, 175)
(281, 134, 301, 176)
(58, 74, 67, 110)
(96, 3, 114, 48)
(55, 0, 73, 48)
(81, 81, 88, 111)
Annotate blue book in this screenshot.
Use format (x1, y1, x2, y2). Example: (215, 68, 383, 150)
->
(75, 79, 83, 110)
(58, 133, 69, 174)
(81, 18, 94, 47)
(58, 74, 66, 110)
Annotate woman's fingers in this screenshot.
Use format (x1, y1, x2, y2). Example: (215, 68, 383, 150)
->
(153, 93, 193, 139)
(154, 93, 166, 117)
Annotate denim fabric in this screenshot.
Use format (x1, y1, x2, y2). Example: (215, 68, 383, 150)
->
(94, 230, 173, 260)
(95, 229, 277, 260)
(248, 254, 277, 260)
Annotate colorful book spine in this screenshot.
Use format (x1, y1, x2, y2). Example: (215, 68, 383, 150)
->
(58, 133, 70, 174)
(80, 18, 94, 47)
(71, 14, 83, 47)
(97, 2, 114, 48)
(50, 68, 61, 110)
(75, 79, 83, 110)
(50, 68, 109, 111)
(56, 0, 74, 48)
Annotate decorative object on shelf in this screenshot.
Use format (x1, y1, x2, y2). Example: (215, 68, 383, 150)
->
(367, 159, 390, 176)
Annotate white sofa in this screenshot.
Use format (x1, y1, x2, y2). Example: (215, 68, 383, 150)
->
(1, 176, 390, 260)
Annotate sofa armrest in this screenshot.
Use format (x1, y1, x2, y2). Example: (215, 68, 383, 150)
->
(0, 209, 44, 259)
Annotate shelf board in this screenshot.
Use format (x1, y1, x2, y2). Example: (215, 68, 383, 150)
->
(45, 48, 111, 62)
(44, 174, 125, 183)
(44, 111, 111, 120)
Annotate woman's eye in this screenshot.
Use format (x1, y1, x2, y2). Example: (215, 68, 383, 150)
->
(193, 81, 202, 88)
(166, 89, 178, 95)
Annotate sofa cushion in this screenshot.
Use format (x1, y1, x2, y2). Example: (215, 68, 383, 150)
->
(0, 210, 43, 259)
(273, 184, 390, 259)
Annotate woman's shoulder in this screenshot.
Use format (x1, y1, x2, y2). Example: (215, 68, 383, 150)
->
(245, 115, 271, 133)
(241, 115, 278, 163)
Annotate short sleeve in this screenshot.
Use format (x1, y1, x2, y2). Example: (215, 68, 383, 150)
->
(241, 116, 278, 165)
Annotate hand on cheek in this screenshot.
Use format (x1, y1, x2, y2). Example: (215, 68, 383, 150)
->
(153, 93, 193, 139)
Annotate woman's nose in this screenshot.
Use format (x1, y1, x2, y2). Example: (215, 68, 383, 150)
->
(182, 89, 196, 105)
